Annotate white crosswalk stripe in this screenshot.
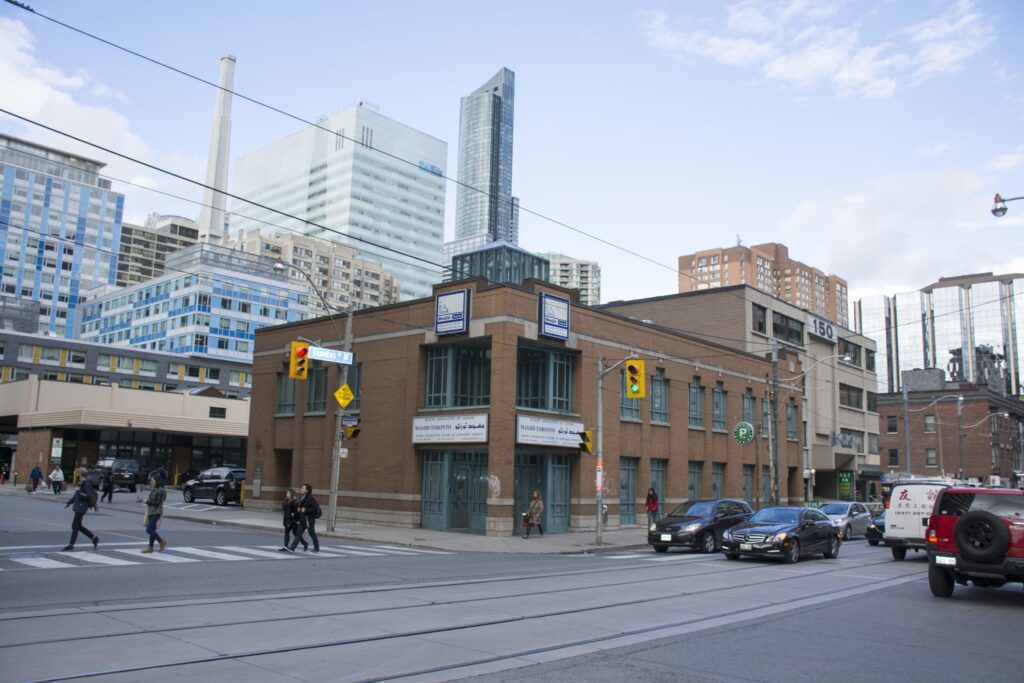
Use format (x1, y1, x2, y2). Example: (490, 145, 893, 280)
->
(0, 544, 454, 571)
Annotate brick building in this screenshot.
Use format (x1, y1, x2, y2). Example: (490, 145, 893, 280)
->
(246, 279, 804, 536)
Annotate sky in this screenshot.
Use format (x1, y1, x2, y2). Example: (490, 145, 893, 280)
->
(1, 0, 1022, 312)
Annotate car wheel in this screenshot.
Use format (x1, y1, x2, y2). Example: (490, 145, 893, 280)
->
(700, 531, 717, 554)
(953, 510, 1010, 564)
(868, 539, 879, 546)
(844, 525, 853, 540)
(182, 488, 194, 503)
(928, 562, 955, 598)
(215, 489, 227, 506)
(891, 546, 907, 561)
(724, 552, 740, 560)
(823, 536, 840, 559)
(653, 545, 668, 553)
(784, 540, 800, 564)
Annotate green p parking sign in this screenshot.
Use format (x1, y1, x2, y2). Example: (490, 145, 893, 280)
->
(733, 421, 754, 445)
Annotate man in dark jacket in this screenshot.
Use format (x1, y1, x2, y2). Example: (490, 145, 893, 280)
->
(287, 483, 320, 552)
(63, 468, 99, 551)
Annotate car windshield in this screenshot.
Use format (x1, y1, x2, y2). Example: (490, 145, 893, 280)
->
(668, 501, 715, 517)
(819, 503, 850, 515)
(748, 508, 801, 524)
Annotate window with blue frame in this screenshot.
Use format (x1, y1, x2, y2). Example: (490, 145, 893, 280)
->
(688, 378, 704, 428)
(426, 343, 491, 408)
(787, 400, 797, 440)
(650, 368, 668, 423)
(345, 363, 362, 411)
(712, 382, 727, 431)
(306, 366, 327, 412)
(276, 373, 295, 414)
(516, 345, 574, 412)
(619, 370, 640, 420)
(761, 397, 771, 436)
(742, 389, 756, 425)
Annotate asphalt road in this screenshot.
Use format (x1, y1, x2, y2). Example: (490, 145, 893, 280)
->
(1, 492, 1022, 683)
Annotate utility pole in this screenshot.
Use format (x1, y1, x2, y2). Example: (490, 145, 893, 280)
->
(327, 308, 354, 533)
(595, 353, 635, 545)
(902, 382, 912, 473)
(769, 340, 780, 506)
(956, 396, 965, 480)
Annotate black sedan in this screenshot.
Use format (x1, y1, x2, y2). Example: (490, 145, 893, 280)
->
(182, 467, 245, 505)
(649, 499, 752, 553)
(866, 510, 885, 546)
(721, 506, 841, 563)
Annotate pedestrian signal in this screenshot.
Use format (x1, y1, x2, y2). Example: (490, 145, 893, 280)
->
(625, 359, 645, 398)
(289, 341, 310, 380)
(344, 419, 361, 440)
(579, 430, 593, 455)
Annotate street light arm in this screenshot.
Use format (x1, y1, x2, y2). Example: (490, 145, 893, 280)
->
(992, 193, 1024, 218)
(907, 393, 962, 414)
(274, 259, 345, 344)
(778, 353, 852, 381)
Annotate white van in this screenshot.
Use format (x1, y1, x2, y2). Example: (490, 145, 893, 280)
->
(884, 479, 957, 560)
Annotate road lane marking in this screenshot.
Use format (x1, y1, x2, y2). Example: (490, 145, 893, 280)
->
(10, 557, 77, 569)
(169, 547, 250, 561)
(112, 549, 199, 563)
(58, 551, 138, 566)
(221, 546, 295, 559)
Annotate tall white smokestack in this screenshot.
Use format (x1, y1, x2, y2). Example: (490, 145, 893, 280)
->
(198, 54, 236, 244)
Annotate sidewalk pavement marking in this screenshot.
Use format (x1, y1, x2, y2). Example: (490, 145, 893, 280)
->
(57, 551, 138, 566)
(221, 546, 296, 560)
(112, 549, 199, 563)
(169, 547, 250, 561)
(10, 557, 77, 569)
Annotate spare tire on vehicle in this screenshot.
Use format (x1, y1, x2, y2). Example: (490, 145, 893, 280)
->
(953, 510, 1009, 564)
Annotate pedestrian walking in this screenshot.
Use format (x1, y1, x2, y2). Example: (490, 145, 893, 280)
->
(135, 468, 147, 503)
(49, 466, 65, 495)
(29, 464, 43, 493)
(523, 490, 544, 538)
(287, 483, 320, 552)
(62, 468, 99, 551)
(100, 468, 114, 504)
(0, 463, 7, 485)
(645, 487, 660, 526)
(141, 474, 166, 553)
(278, 489, 305, 551)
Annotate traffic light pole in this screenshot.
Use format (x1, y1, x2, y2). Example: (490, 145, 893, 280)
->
(326, 307, 354, 533)
(769, 341, 780, 506)
(595, 353, 636, 546)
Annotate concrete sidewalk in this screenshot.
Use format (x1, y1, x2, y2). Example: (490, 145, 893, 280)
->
(0, 481, 650, 555)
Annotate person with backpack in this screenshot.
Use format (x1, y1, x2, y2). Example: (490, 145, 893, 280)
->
(278, 489, 306, 552)
(287, 483, 320, 552)
(62, 468, 99, 551)
(141, 473, 167, 553)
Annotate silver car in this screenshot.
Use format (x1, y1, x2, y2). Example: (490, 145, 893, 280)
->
(819, 502, 872, 540)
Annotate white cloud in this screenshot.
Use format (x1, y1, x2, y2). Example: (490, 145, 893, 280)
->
(639, 1, 993, 99)
(988, 144, 1024, 172)
(917, 142, 951, 156)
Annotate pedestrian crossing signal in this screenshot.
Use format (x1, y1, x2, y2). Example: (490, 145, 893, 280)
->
(579, 430, 593, 454)
(625, 359, 645, 398)
(289, 341, 310, 380)
(344, 419, 361, 440)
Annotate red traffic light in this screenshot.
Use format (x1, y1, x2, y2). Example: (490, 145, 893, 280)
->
(295, 346, 308, 358)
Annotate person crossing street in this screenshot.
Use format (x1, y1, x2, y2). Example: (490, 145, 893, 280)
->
(286, 484, 320, 553)
(62, 468, 99, 551)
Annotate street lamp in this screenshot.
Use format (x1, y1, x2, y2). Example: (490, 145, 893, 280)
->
(958, 411, 1010, 480)
(991, 193, 1023, 217)
(273, 259, 354, 532)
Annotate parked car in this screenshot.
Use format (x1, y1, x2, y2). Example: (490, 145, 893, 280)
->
(181, 467, 246, 505)
(722, 506, 841, 563)
(648, 499, 753, 553)
(926, 486, 1024, 598)
(819, 501, 872, 539)
(866, 510, 886, 546)
(92, 458, 144, 492)
(176, 469, 200, 489)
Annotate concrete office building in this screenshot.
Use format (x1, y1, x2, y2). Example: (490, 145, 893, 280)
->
(540, 252, 601, 306)
(230, 101, 447, 302)
(678, 242, 849, 327)
(244, 279, 802, 535)
(854, 272, 1024, 397)
(78, 243, 308, 361)
(0, 134, 124, 338)
(602, 285, 879, 502)
(223, 228, 399, 315)
(116, 215, 199, 287)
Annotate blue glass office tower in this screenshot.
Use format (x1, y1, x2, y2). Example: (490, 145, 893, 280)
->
(0, 135, 123, 338)
(455, 68, 518, 246)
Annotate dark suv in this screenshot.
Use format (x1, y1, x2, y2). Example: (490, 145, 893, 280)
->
(926, 487, 1024, 597)
(649, 499, 752, 553)
(182, 467, 246, 505)
(93, 458, 144, 492)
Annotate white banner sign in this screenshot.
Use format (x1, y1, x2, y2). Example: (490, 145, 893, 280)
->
(413, 414, 489, 443)
(435, 289, 469, 335)
(539, 293, 570, 340)
(516, 415, 585, 448)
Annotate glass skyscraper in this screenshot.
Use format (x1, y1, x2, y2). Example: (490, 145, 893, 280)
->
(854, 273, 1023, 396)
(230, 102, 447, 302)
(454, 68, 518, 247)
(1, 135, 124, 338)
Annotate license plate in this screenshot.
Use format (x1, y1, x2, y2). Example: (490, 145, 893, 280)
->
(740, 543, 752, 551)
(660, 534, 672, 542)
(935, 555, 956, 566)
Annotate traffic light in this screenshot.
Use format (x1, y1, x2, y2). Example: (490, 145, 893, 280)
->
(343, 419, 361, 440)
(289, 341, 310, 380)
(624, 359, 645, 398)
(578, 430, 593, 455)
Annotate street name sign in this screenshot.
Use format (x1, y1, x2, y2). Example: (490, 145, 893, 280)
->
(309, 346, 353, 364)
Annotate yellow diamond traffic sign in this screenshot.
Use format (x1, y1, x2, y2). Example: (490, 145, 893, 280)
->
(334, 384, 354, 408)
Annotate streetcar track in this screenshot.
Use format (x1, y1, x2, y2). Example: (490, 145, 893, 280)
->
(17, 553, 918, 683)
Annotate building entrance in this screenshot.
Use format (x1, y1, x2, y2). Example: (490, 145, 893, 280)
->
(420, 450, 488, 533)
(514, 451, 571, 533)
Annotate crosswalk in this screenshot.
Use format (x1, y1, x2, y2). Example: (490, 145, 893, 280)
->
(0, 544, 453, 571)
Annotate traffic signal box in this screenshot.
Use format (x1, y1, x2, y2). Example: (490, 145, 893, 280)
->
(343, 419, 361, 440)
(625, 359, 646, 398)
(578, 430, 593, 454)
(289, 341, 310, 380)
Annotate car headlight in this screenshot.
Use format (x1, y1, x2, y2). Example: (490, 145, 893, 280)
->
(868, 523, 876, 529)
(649, 523, 657, 533)
(682, 523, 701, 533)
(772, 532, 788, 543)
(723, 528, 734, 540)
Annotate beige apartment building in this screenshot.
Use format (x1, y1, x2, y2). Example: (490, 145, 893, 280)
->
(678, 242, 849, 327)
(539, 252, 601, 306)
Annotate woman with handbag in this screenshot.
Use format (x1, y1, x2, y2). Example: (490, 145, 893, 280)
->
(522, 490, 544, 538)
(141, 474, 167, 553)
